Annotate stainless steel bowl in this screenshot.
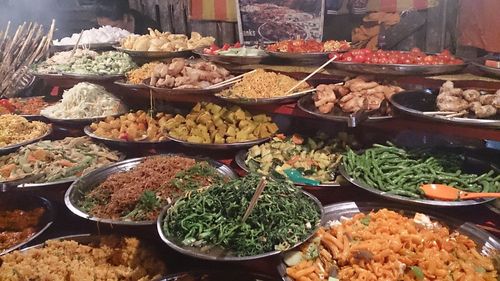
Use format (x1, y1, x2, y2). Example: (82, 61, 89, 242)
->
(329, 61, 467, 76)
(0, 194, 54, 255)
(65, 155, 237, 226)
(0, 124, 52, 155)
(157, 190, 323, 261)
(277, 201, 500, 280)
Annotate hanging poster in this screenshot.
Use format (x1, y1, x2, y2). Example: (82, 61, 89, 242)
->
(236, 0, 325, 45)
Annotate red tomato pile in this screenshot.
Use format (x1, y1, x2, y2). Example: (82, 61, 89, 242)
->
(330, 48, 463, 65)
(203, 42, 242, 55)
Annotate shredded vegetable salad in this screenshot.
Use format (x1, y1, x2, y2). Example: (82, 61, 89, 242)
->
(41, 82, 126, 119)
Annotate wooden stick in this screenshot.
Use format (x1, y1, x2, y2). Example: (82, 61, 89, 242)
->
(422, 111, 457, 115)
(207, 69, 257, 89)
(242, 177, 267, 222)
(71, 30, 84, 57)
(208, 78, 241, 89)
(284, 56, 337, 96)
(290, 88, 316, 96)
(445, 110, 467, 118)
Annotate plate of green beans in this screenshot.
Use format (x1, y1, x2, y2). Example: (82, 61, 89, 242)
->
(340, 143, 500, 207)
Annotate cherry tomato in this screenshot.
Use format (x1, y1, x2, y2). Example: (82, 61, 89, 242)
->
(353, 54, 366, 63)
(0, 99, 15, 112)
(343, 55, 354, 62)
(233, 42, 241, 48)
(222, 43, 230, 50)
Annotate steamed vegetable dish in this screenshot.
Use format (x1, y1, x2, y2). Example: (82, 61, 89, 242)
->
(246, 133, 357, 183)
(78, 156, 226, 221)
(41, 82, 127, 120)
(0, 137, 121, 183)
(89, 111, 173, 142)
(162, 174, 321, 257)
(0, 115, 50, 148)
(164, 102, 278, 144)
(0, 236, 166, 281)
(35, 50, 136, 75)
(284, 209, 497, 281)
(343, 143, 500, 199)
(0, 207, 45, 252)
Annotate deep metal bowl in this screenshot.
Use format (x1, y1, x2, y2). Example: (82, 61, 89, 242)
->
(193, 48, 268, 65)
(216, 90, 313, 105)
(167, 135, 272, 150)
(157, 190, 323, 261)
(389, 89, 500, 128)
(113, 45, 194, 59)
(0, 194, 54, 255)
(339, 150, 499, 207)
(329, 61, 467, 76)
(65, 155, 237, 226)
(277, 201, 500, 281)
(0, 124, 52, 155)
(471, 58, 500, 78)
(84, 126, 172, 146)
(160, 270, 279, 281)
(297, 95, 392, 127)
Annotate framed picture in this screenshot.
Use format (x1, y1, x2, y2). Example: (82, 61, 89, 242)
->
(236, 0, 325, 45)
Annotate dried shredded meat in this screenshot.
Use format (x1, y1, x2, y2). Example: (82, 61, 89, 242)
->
(82, 156, 221, 221)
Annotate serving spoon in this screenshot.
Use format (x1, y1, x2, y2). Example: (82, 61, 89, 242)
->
(421, 184, 500, 201)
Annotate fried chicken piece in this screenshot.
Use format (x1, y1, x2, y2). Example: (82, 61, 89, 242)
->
(462, 89, 481, 102)
(314, 84, 337, 114)
(348, 81, 379, 92)
(470, 102, 497, 118)
(436, 95, 469, 112)
(167, 58, 186, 76)
(339, 93, 365, 113)
(492, 95, 500, 109)
(479, 94, 496, 105)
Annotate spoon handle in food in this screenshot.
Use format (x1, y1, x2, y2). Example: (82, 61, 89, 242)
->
(460, 192, 500, 199)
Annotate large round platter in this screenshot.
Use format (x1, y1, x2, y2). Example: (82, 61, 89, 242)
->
(235, 150, 341, 188)
(41, 110, 128, 126)
(297, 95, 392, 127)
(265, 51, 329, 60)
(51, 42, 117, 52)
(216, 90, 312, 105)
(166, 135, 272, 150)
(338, 152, 499, 207)
(471, 58, 500, 78)
(59, 72, 125, 81)
(0, 124, 52, 155)
(65, 155, 237, 226)
(145, 83, 230, 95)
(329, 61, 467, 76)
(389, 89, 500, 128)
(156, 190, 323, 261)
(1, 153, 125, 192)
(161, 270, 278, 281)
(0, 193, 54, 255)
(31, 69, 125, 82)
(277, 201, 500, 281)
(193, 48, 268, 65)
(114, 79, 149, 89)
(113, 45, 193, 59)
(84, 126, 171, 146)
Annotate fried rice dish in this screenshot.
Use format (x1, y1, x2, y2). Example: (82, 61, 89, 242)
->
(0, 115, 49, 147)
(0, 236, 166, 281)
